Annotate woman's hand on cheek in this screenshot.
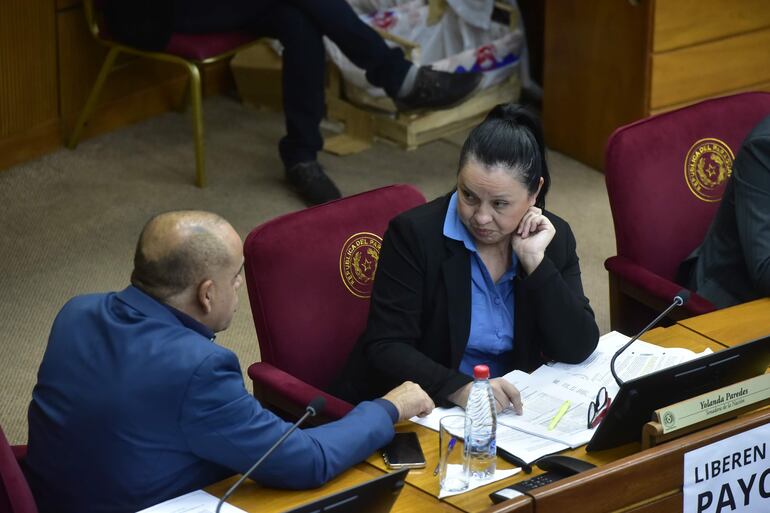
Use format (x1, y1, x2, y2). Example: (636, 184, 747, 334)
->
(511, 207, 555, 274)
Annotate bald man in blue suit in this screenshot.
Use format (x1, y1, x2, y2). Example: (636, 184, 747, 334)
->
(25, 211, 433, 513)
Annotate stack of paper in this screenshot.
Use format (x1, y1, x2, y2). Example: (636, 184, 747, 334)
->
(411, 331, 713, 461)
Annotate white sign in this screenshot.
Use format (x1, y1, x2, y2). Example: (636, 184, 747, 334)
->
(683, 422, 770, 513)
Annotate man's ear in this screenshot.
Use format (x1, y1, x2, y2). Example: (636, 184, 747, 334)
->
(197, 279, 214, 314)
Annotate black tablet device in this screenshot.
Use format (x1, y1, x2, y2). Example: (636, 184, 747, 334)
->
(284, 468, 408, 513)
(586, 334, 770, 452)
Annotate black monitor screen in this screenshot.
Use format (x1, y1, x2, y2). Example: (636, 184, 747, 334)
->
(284, 468, 408, 513)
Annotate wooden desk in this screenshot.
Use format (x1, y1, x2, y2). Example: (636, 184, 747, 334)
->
(210, 323, 760, 513)
(678, 298, 770, 347)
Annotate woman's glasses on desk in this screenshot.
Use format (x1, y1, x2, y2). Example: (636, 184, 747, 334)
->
(587, 386, 612, 429)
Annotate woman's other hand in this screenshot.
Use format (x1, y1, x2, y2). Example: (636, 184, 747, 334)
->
(512, 206, 555, 274)
(448, 378, 523, 414)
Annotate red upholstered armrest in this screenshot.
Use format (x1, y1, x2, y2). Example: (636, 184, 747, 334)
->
(605, 256, 716, 316)
(247, 362, 353, 420)
(12, 445, 27, 462)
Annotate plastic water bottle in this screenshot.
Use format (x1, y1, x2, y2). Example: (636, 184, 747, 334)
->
(465, 364, 496, 479)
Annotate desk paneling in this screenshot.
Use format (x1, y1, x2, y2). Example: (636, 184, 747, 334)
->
(206, 464, 462, 512)
(526, 408, 770, 513)
(653, 0, 770, 52)
(678, 298, 770, 347)
(542, 0, 650, 170)
(650, 26, 770, 110)
(543, 0, 770, 171)
(0, 0, 60, 169)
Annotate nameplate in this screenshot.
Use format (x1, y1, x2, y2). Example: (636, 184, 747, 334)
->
(655, 374, 770, 435)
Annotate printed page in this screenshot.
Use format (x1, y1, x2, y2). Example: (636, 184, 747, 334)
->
(136, 490, 246, 513)
(498, 370, 595, 447)
(412, 331, 713, 450)
(496, 424, 569, 463)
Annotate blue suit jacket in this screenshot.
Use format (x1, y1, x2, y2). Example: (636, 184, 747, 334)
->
(26, 286, 394, 513)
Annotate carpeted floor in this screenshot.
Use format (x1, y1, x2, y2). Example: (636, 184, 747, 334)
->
(0, 96, 615, 444)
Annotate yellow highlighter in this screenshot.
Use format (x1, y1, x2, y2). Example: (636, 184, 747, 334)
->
(548, 400, 571, 431)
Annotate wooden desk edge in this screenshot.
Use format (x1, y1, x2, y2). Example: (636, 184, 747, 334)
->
(509, 407, 770, 513)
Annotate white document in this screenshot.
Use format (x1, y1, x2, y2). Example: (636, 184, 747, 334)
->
(136, 490, 247, 513)
(536, 331, 713, 398)
(496, 424, 569, 463)
(438, 466, 520, 499)
(497, 370, 595, 447)
(683, 422, 770, 513)
(411, 332, 713, 454)
(411, 404, 568, 462)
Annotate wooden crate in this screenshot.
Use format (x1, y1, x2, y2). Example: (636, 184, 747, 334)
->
(324, 72, 520, 154)
(323, 0, 521, 155)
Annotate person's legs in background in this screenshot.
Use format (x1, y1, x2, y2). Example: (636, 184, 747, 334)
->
(287, 0, 483, 110)
(253, 4, 342, 205)
(176, 0, 341, 205)
(176, 0, 483, 205)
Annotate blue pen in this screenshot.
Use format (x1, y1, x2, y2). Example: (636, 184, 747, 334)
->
(434, 436, 457, 475)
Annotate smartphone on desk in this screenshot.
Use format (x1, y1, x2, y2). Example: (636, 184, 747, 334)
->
(382, 432, 426, 469)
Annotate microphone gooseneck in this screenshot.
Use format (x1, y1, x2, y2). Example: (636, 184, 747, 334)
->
(609, 290, 690, 387)
(215, 397, 327, 513)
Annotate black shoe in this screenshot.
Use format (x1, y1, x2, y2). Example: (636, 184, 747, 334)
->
(285, 161, 342, 205)
(394, 67, 483, 112)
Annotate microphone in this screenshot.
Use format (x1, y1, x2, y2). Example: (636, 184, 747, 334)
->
(609, 290, 690, 387)
(215, 396, 326, 513)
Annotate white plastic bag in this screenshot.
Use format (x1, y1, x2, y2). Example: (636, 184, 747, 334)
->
(325, 0, 522, 98)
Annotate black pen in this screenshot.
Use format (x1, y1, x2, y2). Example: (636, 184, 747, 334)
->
(497, 447, 532, 474)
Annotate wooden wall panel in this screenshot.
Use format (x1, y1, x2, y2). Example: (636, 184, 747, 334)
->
(0, 0, 58, 138)
(648, 81, 770, 116)
(542, 0, 651, 170)
(653, 0, 770, 52)
(650, 27, 770, 110)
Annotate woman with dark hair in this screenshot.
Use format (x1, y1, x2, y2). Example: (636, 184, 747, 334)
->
(334, 103, 599, 412)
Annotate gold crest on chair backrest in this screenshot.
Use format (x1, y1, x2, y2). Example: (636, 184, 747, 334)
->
(338, 232, 382, 299)
(683, 138, 735, 203)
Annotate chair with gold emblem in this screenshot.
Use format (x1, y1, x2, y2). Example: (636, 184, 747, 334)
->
(243, 184, 426, 422)
(604, 91, 770, 334)
(0, 425, 37, 513)
(66, 0, 262, 187)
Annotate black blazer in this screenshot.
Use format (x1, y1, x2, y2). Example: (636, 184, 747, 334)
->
(334, 194, 599, 405)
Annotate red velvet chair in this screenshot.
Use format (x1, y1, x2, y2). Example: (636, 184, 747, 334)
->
(66, 0, 261, 187)
(0, 427, 36, 513)
(244, 184, 426, 422)
(604, 92, 770, 334)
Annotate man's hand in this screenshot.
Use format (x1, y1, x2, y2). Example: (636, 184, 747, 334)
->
(448, 378, 523, 415)
(382, 381, 435, 422)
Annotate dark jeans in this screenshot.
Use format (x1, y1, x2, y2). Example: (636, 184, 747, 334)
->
(175, 0, 411, 168)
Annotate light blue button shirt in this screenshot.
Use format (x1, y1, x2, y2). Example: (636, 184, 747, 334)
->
(443, 192, 516, 378)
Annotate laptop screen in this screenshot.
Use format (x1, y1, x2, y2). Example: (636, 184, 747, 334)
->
(284, 468, 409, 513)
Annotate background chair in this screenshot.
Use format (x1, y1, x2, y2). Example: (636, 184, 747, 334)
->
(0, 426, 36, 513)
(244, 184, 426, 422)
(604, 91, 770, 335)
(66, 0, 261, 187)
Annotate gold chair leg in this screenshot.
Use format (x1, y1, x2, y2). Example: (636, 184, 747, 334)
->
(67, 47, 120, 149)
(184, 62, 206, 188)
(176, 80, 190, 113)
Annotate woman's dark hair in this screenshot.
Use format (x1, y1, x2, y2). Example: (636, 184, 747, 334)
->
(457, 103, 550, 208)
